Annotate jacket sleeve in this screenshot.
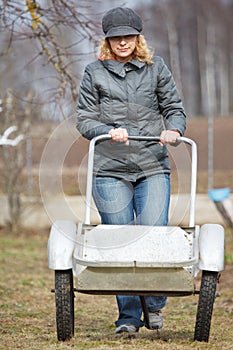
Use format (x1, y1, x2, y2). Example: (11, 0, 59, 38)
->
(156, 57, 186, 136)
(76, 65, 112, 140)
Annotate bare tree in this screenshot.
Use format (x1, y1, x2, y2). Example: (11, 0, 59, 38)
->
(137, 0, 233, 117)
(0, 0, 102, 110)
(1, 0, 233, 118)
(216, 5, 230, 116)
(161, 2, 184, 100)
(0, 90, 32, 231)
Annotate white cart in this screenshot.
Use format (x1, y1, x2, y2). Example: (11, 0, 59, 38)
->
(48, 135, 224, 342)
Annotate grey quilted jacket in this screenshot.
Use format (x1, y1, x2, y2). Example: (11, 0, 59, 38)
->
(76, 55, 186, 181)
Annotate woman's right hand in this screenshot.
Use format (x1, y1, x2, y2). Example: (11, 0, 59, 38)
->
(109, 128, 129, 144)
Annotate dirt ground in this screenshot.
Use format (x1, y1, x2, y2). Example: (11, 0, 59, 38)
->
(25, 116, 233, 170)
(185, 117, 233, 171)
(63, 116, 233, 170)
(1, 116, 233, 195)
(31, 116, 233, 196)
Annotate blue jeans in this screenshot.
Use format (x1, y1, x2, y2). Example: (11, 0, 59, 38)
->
(92, 174, 170, 328)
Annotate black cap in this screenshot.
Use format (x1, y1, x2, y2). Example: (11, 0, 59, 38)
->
(102, 7, 143, 38)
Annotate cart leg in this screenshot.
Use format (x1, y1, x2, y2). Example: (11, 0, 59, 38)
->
(140, 296, 150, 329)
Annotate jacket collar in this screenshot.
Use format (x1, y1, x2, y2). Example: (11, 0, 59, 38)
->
(101, 59, 146, 78)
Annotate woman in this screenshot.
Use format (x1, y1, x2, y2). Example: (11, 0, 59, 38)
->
(76, 7, 186, 334)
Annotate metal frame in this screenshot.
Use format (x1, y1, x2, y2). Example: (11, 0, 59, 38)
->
(84, 135, 197, 227)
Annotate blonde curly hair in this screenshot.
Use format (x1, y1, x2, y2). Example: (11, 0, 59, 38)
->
(99, 35, 154, 64)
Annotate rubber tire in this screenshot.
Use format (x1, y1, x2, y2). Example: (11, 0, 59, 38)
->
(194, 270, 218, 342)
(55, 269, 74, 341)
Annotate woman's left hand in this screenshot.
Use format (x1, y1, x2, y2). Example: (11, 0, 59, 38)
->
(159, 130, 180, 146)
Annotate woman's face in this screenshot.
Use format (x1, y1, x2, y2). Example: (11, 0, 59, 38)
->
(108, 35, 137, 62)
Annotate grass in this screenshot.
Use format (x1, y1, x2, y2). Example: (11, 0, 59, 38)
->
(0, 227, 233, 349)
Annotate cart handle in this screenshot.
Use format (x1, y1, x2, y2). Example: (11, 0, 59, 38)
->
(85, 134, 197, 228)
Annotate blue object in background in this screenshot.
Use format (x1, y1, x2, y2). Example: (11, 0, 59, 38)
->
(208, 188, 231, 202)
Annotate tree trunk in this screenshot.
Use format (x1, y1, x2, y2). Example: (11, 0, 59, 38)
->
(197, 15, 208, 116)
(163, 5, 183, 100)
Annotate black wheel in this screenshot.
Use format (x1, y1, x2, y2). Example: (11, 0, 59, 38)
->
(55, 269, 74, 341)
(194, 270, 218, 342)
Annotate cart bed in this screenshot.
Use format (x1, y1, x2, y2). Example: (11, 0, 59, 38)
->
(74, 224, 199, 268)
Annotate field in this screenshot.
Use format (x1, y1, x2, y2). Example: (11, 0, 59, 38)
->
(0, 227, 233, 350)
